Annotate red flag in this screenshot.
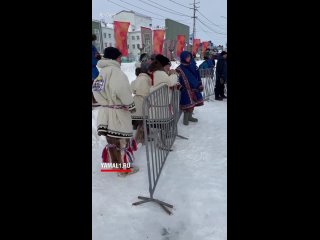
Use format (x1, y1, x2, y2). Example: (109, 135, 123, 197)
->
(114, 21, 130, 57)
(202, 41, 209, 56)
(176, 35, 186, 58)
(192, 39, 201, 56)
(153, 30, 165, 54)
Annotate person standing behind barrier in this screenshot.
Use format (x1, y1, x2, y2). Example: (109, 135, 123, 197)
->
(215, 51, 227, 100)
(92, 47, 139, 176)
(199, 51, 215, 70)
(149, 55, 178, 92)
(176, 51, 204, 125)
(131, 62, 152, 146)
(148, 56, 179, 150)
(134, 53, 152, 78)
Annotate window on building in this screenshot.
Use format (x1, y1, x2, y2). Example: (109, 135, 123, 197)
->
(137, 44, 140, 49)
(132, 44, 135, 49)
(104, 33, 106, 38)
(108, 34, 111, 38)
(93, 29, 100, 42)
(136, 36, 140, 40)
(127, 45, 129, 49)
(105, 43, 108, 47)
(132, 36, 135, 40)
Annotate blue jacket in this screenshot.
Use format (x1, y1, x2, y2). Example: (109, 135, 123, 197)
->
(92, 45, 99, 80)
(199, 59, 215, 70)
(177, 51, 204, 110)
(216, 55, 227, 81)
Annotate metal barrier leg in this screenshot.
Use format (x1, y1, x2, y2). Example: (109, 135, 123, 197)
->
(132, 196, 174, 215)
(176, 134, 189, 140)
(176, 111, 188, 140)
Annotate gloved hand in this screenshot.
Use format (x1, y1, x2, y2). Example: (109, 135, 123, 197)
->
(169, 69, 177, 75)
(198, 84, 204, 92)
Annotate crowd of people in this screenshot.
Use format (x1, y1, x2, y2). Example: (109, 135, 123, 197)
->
(92, 34, 227, 177)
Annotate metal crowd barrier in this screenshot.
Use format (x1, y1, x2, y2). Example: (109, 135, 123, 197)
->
(132, 85, 186, 215)
(199, 68, 216, 101)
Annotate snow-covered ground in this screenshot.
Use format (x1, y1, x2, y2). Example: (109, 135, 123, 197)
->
(92, 61, 227, 240)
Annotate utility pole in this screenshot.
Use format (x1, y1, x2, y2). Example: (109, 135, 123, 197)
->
(190, 0, 200, 40)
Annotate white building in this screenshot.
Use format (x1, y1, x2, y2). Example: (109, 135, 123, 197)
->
(127, 31, 143, 61)
(113, 10, 152, 31)
(113, 11, 152, 61)
(101, 22, 115, 49)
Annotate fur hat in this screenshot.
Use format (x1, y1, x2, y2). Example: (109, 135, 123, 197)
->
(155, 54, 171, 67)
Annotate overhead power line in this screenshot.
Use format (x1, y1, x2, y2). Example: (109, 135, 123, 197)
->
(119, 0, 168, 19)
(168, 0, 192, 9)
(196, 9, 224, 30)
(108, 0, 192, 25)
(147, 0, 192, 17)
(106, 0, 165, 20)
(198, 18, 227, 35)
(137, 0, 190, 18)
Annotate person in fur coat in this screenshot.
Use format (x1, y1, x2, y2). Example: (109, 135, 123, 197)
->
(92, 47, 139, 176)
(131, 62, 152, 145)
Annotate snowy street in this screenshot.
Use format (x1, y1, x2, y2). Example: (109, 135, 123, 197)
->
(92, 62, 227, 240)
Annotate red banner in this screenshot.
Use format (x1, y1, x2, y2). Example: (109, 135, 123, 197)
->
(202, 41, 209, 56)
(153, 30, 165, 55)
(141, 27, 153, 56)
(192, 39, 201, 56)
(114, 21, 130, 57)
(176, 35, 186, 58)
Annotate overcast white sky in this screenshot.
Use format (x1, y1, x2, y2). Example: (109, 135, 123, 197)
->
(92, 0, 227, 46)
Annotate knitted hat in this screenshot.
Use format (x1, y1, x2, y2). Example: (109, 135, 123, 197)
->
(103, 47, 122, 60)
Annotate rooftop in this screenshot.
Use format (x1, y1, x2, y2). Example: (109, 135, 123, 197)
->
(114, 10, 152, 20)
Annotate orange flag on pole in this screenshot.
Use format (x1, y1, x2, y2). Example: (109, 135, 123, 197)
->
(153, 30, 165, 54)
(192, 39, 201, 56)
(202, 41, 209, 56)
(176, 35, 186, 58)
(114, 21, 130, 57)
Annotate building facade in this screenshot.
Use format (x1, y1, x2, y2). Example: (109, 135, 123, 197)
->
(113, 11, 152, 31)
(113, 11, 152, 61)
(92, 20, 103, 53)
(127, 31, 143, 61)
(101, 23, 115, 49)
(165, 19, 190, 59)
